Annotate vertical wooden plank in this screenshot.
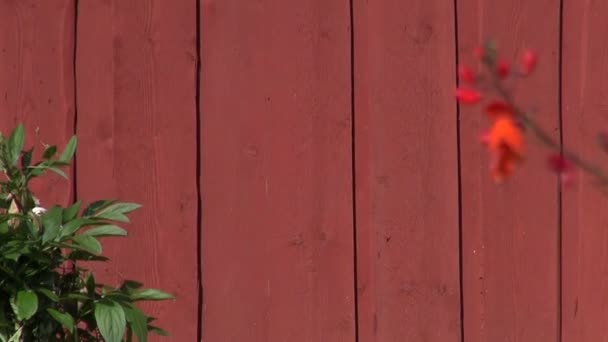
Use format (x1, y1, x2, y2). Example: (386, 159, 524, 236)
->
(76, 0, 199, 340)
(353, 1, 461, 341)
(562, 1, 608, 341)
(457, 1, 560, 341)
(200, 1, 355, 341)
(0, 0, 75, 205)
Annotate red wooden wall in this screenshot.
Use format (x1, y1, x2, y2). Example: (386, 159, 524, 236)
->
(2, 0, 608, 341)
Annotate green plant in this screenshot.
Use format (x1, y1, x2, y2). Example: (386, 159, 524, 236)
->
(0, 124, 173, 341)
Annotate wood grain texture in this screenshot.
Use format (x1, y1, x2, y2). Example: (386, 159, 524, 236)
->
(353, 1, 461, 341)
(0, 0, 75, 206)
(561, 1, 608, 340)
(200, 1, 355, 341)
(76, 0, 199, 340)
(457, 0, 560, 341)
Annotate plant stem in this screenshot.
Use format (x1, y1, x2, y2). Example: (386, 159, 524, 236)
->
(487, 64, 608, 186)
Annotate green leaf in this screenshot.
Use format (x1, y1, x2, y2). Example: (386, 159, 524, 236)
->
(46, 309, 74, 333)
(86, 273, 96, 296)
(120, 280, 143, 292)
(42, 145, 57, 160)
(0, 222, 8, 235)
(96, 203, 141, 223)
(7, 326, 22, 342)
(95, 300, 126, 342)
(131, 289, 174, 301)
(83, 200, 117, 217)
(63, 293, 89, 301)
(82, 225, 127, 237)
(148, 325, 169, 336)
(122, 303, 148, 342)
(60, 218, 98, 238)
(66, 250, 109, 262)
(27, 166, 44, 178)
(12, 290, 38, 320)
(59, 136, 77, 162)
(41, 206, 63, 243)
(47, 166, 67, 179)
(72, 235, 102, 254)
(8, 124, 24, 165)
(63, 201, 81, 222)
(21, 148, 33, 169)
(37, 289, 59, 302)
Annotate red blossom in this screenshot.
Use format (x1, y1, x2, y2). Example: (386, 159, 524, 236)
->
(455, 88, 482, 104)
(484, 101, 513, 119)
(497, 60, 510, 79)
(521, 49, 537, 74)
(458, 66, 475, 84)
(547, 154, 575, 186)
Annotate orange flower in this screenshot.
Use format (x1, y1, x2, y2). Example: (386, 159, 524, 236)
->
(482, 102, 525, 182)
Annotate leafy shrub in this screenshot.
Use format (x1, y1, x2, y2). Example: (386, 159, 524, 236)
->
(0, 124, 173, 341)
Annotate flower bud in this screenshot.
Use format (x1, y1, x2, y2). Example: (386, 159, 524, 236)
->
(455, 88, 482, 104)
(521, 49, 537, 74)
(497, 60, 510, 79)
(547, 154, 575, 186)
(32, 207, 47, 216)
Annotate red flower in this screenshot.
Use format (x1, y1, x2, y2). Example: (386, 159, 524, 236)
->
(521, 49, 537, 74)
(497, 60, 510, 79)
(484, 101, 513, 119)
(482, 102, 525, 183)
(547, 154, 575, 186)
(455, 88, 481, 104)
(458, 66, 475, 84)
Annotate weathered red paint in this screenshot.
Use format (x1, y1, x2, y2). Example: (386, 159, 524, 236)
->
(7, 0, 608, 340)
(562, 1, 608, 340)
(200, 1, 355, 341)
(0, 0, 75, 206)
(76, 0, 199, 340)
(353, 1, 461, 341)
(457, 1, 560, 341)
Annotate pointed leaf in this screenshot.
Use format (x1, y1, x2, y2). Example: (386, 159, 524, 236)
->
(63, 201, 81, 222)
(47, 309, 74, 333)
(131, 289, 174, 301)
(83, 200, 117, 217)
(42, 145, 57, 160)
(37, 289, 59, 302)
(95, 203, 141, 222)
(123, 303, 148, 342)
(86, 273, 96, 296)
(72, 235, 102, 254)
(47, 166, 67, 179)
(41, 206, 63, 243)
(95, 300, 126, 342)
(82, 225, 127, 237)
(60, 218, 98, 238)
(21, 148, 33, 169)
(12, 290, 38, 320)
(8, 124, 24, 165)
(120, 280, 143, 292)
(148, 326, 169, 336)
(63, 293, 89, 301)
(59, 136, 77, 162)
